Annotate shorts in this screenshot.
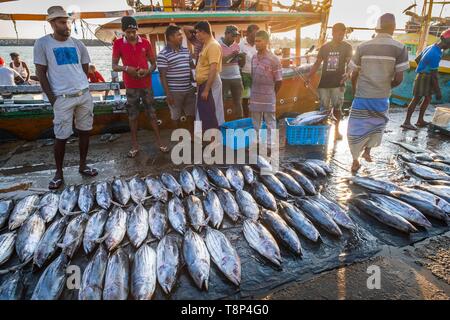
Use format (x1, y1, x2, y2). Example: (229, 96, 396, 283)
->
(53, 91, 94, 140)
(169, 88, 196, 120)
(125, 87, 156, 120)
(318, 87, 344, 112)
(413, 73, 434, 97)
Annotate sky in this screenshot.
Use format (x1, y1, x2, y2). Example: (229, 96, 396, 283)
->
(0, 0, 448, 40)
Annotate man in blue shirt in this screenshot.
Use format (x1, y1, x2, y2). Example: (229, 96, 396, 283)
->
(402, 28, 450, 130)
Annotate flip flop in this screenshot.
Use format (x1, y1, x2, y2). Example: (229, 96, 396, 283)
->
(159, 145, 170, 153)
(79, 167, 98, 177)
(415, 122, 430, 128)
(401, 124, 417, 131)
(127, 149, 139, 158)
(49, 178, 64, 190)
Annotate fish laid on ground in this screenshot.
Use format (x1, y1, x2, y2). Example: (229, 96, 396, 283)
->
(304, 161, 327, 178)
(276, 172, 305, 196)
(161, 173, 183, 197)
(348, 176, 401, 194)
(390, 191, 447, 222)
(183, 229, 210, 290)
(96, 181, 112, 210)
(148, 202, 168, 240)
(145, 177, 168, 203)
(16, 213, 46, 262)
(350, 197, 418, 233)
(103, 248, 129, 300)
(235, 190, 260, 221)
(390, 141, 428, 154)
(295, 199, 343, 237)
(255, 155, 274, 173)
(191, 166, 211, 193)
(403, 188, 450, 215)
(278, 201, 320, 242)
(416, 161, 450, 175)
(127, 204, 149, 248)
(0, 232, 16, 266)
(9, 194, 40, 230)
(226, 166, 245, 191)
(0, 200, 14, 229)
(131, 244, 157, 300)
(168, 197, 187, 235)
(243, 219, 282, 267)
(405, 162, 450, 181)
(251, 181, 277, 211)
(241, 165, 255, 185)
(416, 185, 450, 203)
(287, 169, 317, 195)
(206, 167, 231, 189)
(104, 206, 128, 251)
(112, 178, 131, 206)
(313, 194, 356, 230)
(83, 209, 108, 255)
(78, 184, 95, 214)
(34, 216, 68, 268)
(203, 190, 224, 229)
(38, 193, 59, 223)
(128, 176, 148, 204)
(59, 214, 87, 258)
(0, 271, 24, 300)
(261, 209, 302, 256)
(179, 169, 196, 195)
(156, 234, 180, 294)
(79, 244, 108, 300)
(306, 159, 332, 174)
(428, 180, 450, 186)
(205, 227, 241, 286)
(186, 195, 207, 232)
(31, 253, 69, 300)
(292, 162, 318, 179)
(260, 174, 288, 199)
(59, 185, 79, 215)
(216, 188, 240, 222)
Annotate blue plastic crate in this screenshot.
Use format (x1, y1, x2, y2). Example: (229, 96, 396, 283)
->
(285, 118, 330, 145)
(151, 71, 165, 97)
(220, 118, 267, 150)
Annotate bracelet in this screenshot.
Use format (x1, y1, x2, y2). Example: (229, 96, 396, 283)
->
(124, 66, 128, 72)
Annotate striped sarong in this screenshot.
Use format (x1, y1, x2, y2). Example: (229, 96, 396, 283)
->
(347, 97, 389, 160)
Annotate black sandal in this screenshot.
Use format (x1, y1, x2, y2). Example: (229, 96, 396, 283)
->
(49, 178, 64, 190)
(79, 167, 98, 177)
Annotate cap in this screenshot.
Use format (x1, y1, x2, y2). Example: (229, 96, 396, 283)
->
(225, 25, 239, 36)
(440, 28, 450, 41)
(375, 13, 396, 31)
(121, 16, 138, 31)
(46, 6, 69, 22)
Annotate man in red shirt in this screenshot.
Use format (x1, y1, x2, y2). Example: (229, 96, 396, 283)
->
(112, 16, 168, 157)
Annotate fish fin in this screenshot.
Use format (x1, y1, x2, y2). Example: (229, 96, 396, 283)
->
(111, 200, 125, 207)
(95, 233, 109, 244)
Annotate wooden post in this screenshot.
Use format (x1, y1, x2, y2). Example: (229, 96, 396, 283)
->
(318, 0, 332, 47)
(295, 26, 301, 66)
(417, 0, 434, 54)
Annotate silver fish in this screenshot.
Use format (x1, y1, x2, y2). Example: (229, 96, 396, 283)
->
(16, 213, 46, 262)
(156, 234, 181, 294)
(160, 173, 183, 197)
(179, 169, 196, 195)
(251, 181, 277, 211)
(226, 166, 245, 191)
(255, 155, 274, 173)
(103, 248, 129, 300)
(59, 214, 87, 258)
(292, 113, 328, 126)
(148, 202, 168, 240)
(31, 253, 69, 300)
(186, 195, 207, 232)
(128, 176, 148, 204)
(416, 185, 450, 203)
(145, 176, 168, 203)
(416, 160, 450, 175)
(292, 161, 318, 178)
(295, 199, 343, 237)
(403, 188, 450, 215)
(95, 181, 112, 210)
(131, 244, 157, 300)
(59, 185, 79, 215)
(235, 190, 259, 220)
(348, 176, 401, 194)
(9, 194, 40, 230)
(390, 190, 448, 222)
(127, 204, 149, 248)
(168, 196, 187, 235)
(191, 166, 211, 193)
(405, 162, 450, 181)
(105, 206, 128, 251)
(78, 184, 95, 214)
(241, 165, 255, 185)
(276, 171, 305, 196)
(390, 141, 428, 154)
(278, 200, 320, 242)
(260, 174, 289, 199)
(83, 209, 108, 254)
(206, 167, 231, 189)
(0, 200, 14, 229)
(304, 161, 327, 177)
(0, 232, 16, 266)
(216, 188, 240, 222)
(243, 219, 281, 267)
(34, 216, 68, 268)
(291, 110, 327, 125)
(112, 178, 131, 206)
(183, 229, 210, 290)
(313, 195, 356, 230)
(205, 227, 241, 286)
(0, 271, 24, 300)
(306, 159, 332, 174)
(38, 193, 59, 223)
(203, 191, 224, 229)
(287, 168, 317, 195)
(79, 244, 108, 300)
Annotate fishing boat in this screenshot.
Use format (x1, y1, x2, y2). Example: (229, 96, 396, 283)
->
(0, 0, 333, 141)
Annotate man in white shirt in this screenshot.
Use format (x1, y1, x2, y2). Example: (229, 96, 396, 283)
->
(239, 24, 259, 117)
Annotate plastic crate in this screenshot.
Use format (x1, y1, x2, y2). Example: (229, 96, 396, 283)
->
(220, 118, 267, 150)
(285, 118, 330, 145)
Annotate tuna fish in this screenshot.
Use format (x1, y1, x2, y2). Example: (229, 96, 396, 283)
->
(292, 161, 318, 178)
(405, 162, 450, 181)
(0, 200, 14, 229)
(261, 209, 302, 256)
(79, 244, 108, 300)
(103, 248, 129, 300)
(205, 227, 241, 286)
(31, 253, 69, 300)
(148, 202, 168, 240)
(83, 209, 108, 255)
(276, 172, 305, 196)
(243, 219, 282, 267)
(191, 166, 211, 193)
(160, 173, 183, 197)
(156, 234, 180, 294)
(206, 167, 231, 189)
(291, 113, 328, 126)
(168, 196, 187, 235)
(182, 229, 210, 290)
(96, 181, 112, 210)
(38, 193, 59, 223)
(104, 206, 128, 251)
(216, 188, 240, 222)
(286, 168, 317, 195)
(313, 195, 356, 230)
(295, 199, 343, 237)
(34, 216, 68, 268)
(59, 185, 79, 215)
(9, 194, 40, 230)
(416, 161, 450, 175)
(278, 201, 320, 242)
(59, 214, 88, 258)
(179, 169, 196, 195)
(416, 185, 450, 203)
(145, 176, 168, 203)
(186, 195, 207, 232)
(306, 159, 332, 174)
(235, 190, 260, 220)
(0, 271, 24, 300)
(128, 176, 148, 204)
(390, 141, 428, 154)
(78, 184, 95, 214)
(241, 165, 255, 185)
(226, 166, 245, 191)
(348, 176, 401, 194)
(131, 244, 157, 300)
(112, 178, 131, 206)
(127, 204, 149, 248)
(403, 188, 450, 215)
(0, 232, 16, 266)
(304, 161, 327, 177)
(260, 174, 288, 199)
(203, 191, 224, 229)
(251, 181, 277, 211)
(16, 213, 46, 262)
(255, 155, 274, 173)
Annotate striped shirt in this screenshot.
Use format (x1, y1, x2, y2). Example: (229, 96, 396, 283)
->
(157, 45, 193, 92)
(349, 33, 409, 99)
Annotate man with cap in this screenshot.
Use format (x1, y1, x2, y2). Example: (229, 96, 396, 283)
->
(219, 25, 245, 118)
(347, 13, 409, 173)
(34, 6, 98, 190)
(402, 28, 450, 130)
(112, 16, 168, 157)
(306, 23, 353, 140)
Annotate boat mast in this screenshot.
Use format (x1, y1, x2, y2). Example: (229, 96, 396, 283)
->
(417, 0, 434, 54)
(318, 0, 333, 47)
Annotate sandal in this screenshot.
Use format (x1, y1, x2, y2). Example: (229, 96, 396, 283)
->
(49, 178, 64, 190)
(79, 167, 98, 177)
(159, 145, 170, 153)
(127, 149, 139, 158)
(415, 121, 430, 128)
(401, 123, 417, 131)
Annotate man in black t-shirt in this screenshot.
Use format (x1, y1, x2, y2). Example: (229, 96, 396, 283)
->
(306, 23, 353, 140)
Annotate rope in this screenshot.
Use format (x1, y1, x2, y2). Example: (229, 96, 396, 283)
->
(81, 19, 113, 50)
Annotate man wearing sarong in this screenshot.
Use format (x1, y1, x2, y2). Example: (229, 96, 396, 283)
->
(348, 13, 409, 173)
